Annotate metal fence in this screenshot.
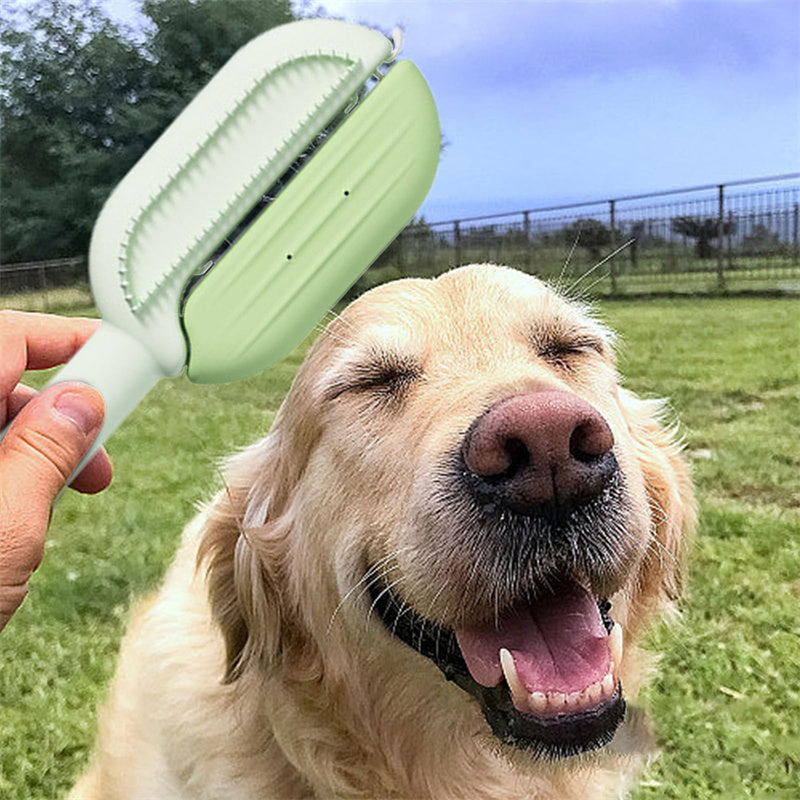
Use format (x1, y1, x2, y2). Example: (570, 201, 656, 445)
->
(366, 173, 800, 297)
(0, 256, 91, 311)
(2, 174, 799, 311)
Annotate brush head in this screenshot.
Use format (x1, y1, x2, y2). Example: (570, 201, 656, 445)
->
(182, 59, 440, 383)
(88, 20, 399, 377)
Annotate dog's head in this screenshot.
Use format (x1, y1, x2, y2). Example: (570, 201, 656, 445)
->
(199, 264, 695, 762)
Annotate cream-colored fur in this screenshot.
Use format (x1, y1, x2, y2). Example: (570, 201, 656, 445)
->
(71, 265, 695, 799)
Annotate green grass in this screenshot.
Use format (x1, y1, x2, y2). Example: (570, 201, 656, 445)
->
(0, 284, 93, 313)
(0, 297, 798, 798)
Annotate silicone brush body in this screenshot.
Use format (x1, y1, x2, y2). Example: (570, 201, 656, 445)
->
(184, 60, 439, 382)
(0, 19, 440, 481)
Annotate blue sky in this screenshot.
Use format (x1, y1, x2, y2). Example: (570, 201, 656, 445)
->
(106, 0, 799, 222)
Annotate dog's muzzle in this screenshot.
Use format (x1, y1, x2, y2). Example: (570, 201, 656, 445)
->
(365, 391, 634, 758)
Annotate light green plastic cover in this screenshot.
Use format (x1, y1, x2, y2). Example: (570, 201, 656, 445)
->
(183, 60, 440, 383)
(87, 19, 395, 380)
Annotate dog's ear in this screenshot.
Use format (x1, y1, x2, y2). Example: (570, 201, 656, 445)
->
(197, 347, 327, 682)
(617, 388, 696, 618)
(197, 431, 297, 683)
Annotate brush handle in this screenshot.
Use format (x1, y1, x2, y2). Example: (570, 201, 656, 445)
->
(0, 321, 167, 488)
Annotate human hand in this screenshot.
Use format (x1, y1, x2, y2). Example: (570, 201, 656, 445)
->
(0, 311, 113, 632)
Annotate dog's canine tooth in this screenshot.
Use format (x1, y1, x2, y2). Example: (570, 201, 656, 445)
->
(601, 671, 615, 697)
(499, 648, 529, 711)
(608, 622, 623, 669)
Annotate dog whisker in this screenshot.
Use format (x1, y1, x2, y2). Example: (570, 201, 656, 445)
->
(354, 563, 401, 609)
(324, 307, 360, 333)
(315, 325, 353, 347)
(366, 574, 407, 628)
(556, 228, 582, 288)
(327, 551, 402, 634)
(416, 582, 450, 652)
(569, 270, 611, 303)
(569, 239, 636, 293)
(390, 598, 411, 637)
(434, 596, 453, 664)
(643, 528, 680, 572)
(316, 309, 362, 347)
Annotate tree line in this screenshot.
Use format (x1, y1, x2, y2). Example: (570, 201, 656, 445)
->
(0, 0, 302, 264)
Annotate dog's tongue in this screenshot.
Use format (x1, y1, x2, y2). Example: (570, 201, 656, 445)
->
(455, 581, 610, 694)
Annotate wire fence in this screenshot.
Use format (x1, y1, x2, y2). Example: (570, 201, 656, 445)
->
(2, 174, 799, 312)
(0, 256, 92, 312)
(362, 173, 800, 297)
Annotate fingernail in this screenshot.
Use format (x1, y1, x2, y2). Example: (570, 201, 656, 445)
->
(54, 392, 102, 437)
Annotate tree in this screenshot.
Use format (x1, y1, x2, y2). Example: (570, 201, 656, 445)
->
(740, 223, 783, 256)
(1, 0, 149, 261)
(561, 218, 614, 261)
(0, 0, 297, 263)
(140, 0, 294, 130)
(671, 216, 735, 260)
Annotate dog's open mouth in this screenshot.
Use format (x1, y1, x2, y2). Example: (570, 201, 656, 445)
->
(368, 575, 626, 759)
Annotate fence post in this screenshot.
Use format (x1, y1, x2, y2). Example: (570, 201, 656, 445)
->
(608, 199, 618, 295)
(726, 210, 734, 271)
(716, 184, 726, 290)
(794, 203, 799, 267)
(523, 210, 531, 269)
(454, 220, 462, 267)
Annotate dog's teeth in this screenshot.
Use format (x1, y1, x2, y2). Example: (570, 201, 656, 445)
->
(608, 622, 623, 669)
(529, 691, 548, 714)
(586, 678, 604, 705)
(499, 648, 528, 712)
(501, 646, 619, 718)
(545, 691, 566, 711)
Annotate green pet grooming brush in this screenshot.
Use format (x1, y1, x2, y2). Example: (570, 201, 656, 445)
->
(1, 19, 439, 477)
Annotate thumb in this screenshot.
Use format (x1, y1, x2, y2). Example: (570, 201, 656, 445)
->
(0, 384, 104, 631)
(0, 383, 105, 521)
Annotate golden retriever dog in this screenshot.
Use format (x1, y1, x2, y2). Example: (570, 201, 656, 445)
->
(71, 264, 695, 799)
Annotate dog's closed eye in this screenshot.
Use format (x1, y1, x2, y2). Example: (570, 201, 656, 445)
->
(324, 350, 423, 403)
(531, 330, 607, 371)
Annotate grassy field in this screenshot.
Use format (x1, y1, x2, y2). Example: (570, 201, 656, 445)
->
(0, 284, 93, 313)
(0, 295, 798, 799)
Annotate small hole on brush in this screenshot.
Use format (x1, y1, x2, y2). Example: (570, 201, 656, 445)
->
(343, 190, 350, 196)
(286, 254, 292, 260)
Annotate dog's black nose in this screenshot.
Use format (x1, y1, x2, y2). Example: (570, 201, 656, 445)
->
(462, 391, 616, 513)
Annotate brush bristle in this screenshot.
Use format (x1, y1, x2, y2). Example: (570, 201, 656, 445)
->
(119, 54, 368, 314)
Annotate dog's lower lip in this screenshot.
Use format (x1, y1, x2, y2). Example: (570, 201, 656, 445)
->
(479, 680, 627, 758)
